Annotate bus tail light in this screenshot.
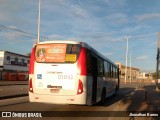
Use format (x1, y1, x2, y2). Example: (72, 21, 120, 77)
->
(29, 78, 33, 93)
(77, 79, 83, 95)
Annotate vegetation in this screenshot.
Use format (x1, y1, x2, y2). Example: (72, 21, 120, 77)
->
(151, 72, 160, 79)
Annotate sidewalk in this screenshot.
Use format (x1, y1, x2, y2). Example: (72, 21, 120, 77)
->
(118, 84, 160, 111)
(144, 85, 160, 111)
(109, 84, 160, 120)
(115, 84, 160, 119)
(0, 80, 28, 86)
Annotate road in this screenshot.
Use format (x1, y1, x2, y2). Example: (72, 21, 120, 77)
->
(0, 85, 28, 99)
(0, 82, 159, 120)
(0, 80, 28, 99)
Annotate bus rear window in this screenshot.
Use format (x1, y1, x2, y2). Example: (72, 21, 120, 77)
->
(35, 44, 82, 63)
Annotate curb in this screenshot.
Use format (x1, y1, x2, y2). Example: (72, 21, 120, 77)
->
(0, 84, 28, 86)
(0, 94, 28, 100)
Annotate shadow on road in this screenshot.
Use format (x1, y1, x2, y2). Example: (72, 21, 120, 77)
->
(94, 87, 134, 107)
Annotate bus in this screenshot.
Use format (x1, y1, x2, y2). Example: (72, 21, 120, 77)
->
(29, 41, 119, 105)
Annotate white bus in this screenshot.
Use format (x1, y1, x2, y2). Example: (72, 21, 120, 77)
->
(29, 41, 119, 105)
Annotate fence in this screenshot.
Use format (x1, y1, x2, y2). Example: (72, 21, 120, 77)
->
(0, 71, 28, 81)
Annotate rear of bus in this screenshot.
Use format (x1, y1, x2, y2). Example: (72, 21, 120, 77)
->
(29, 41, 87, 105)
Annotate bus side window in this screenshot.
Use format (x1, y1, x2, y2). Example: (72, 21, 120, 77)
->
(97, 58, 104, 76)
(112, 66, 115, 78)
(108, 63, 111, 78)
(104, 61, 108, 79)
(87, 51, 93, 76)
(115, 68, 118, 78)
(109, 64, 112, 78)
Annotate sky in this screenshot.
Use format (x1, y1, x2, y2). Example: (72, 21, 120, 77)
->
(0, 0, 160, 72)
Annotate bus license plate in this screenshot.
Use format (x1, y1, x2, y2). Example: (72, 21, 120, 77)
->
(50, 89, 60, 93)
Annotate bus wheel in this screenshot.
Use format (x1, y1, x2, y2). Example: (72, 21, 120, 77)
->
(114, 85, 118, 95)
(100, 89, 106, 105)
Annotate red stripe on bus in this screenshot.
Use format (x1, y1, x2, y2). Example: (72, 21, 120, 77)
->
(77, 47, 87, 75)
(29, 48, 35, 74)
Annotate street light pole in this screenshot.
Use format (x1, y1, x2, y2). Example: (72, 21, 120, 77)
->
(37, 0, 41, 43)
(130, 52, 132, 83)
(125, 36, 131, 84)
(156, 32, 160, 91)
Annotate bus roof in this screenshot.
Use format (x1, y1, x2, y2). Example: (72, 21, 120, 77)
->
(36, 40, 87, 46)
(36, 40, 118, 67)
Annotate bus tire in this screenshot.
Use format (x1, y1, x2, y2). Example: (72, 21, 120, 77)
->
(114, 85, 118, 95)
(100, 88, 106, 105)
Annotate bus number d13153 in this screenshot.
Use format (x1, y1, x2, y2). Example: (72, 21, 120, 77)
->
(58, 75, 73, 80)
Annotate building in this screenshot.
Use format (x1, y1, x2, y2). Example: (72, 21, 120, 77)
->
(0, 50, 29, 80)
(138, 72, 153, 79)
(116, 62, 140, 82)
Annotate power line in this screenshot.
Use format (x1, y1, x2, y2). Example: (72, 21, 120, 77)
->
(104, 32, 157, 43)
(0, 24, 47, 40)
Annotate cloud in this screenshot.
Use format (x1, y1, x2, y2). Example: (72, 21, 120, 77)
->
(71, 5, 88, 18)
(78, 32, 121, 48)
(48, 34, 64, 40)
(0, 0, 157, 72)
(110, 37, 125, 42)
(103, 52, 113, 56)
(130, 32, 157, 42)
(151, 41, 157, 46)
(106, 13, 129, 25)
(104, 0, 127, 8)
(0, 0, 37, 33)
(137, 13, 160, 22)
(136, 55, 149, 60)
(132, 32, 157, 39)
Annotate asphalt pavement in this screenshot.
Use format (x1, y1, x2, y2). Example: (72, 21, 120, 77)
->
(1, 79, 160, 113)
(0, 80, 28, 99)
(0, 80, 134, 100)
(0, 80, 160, 119)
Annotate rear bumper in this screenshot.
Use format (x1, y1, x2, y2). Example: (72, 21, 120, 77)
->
(29, 92, 87, 105)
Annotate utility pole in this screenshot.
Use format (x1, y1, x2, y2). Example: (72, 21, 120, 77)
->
(37, 0, 41, 43)
(156, 32, 160, 91)
(125, 36, 131, 84)
(130, 52, 132, 83)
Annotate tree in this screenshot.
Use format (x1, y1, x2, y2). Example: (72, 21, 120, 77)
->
(151, 72, 160, 79)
